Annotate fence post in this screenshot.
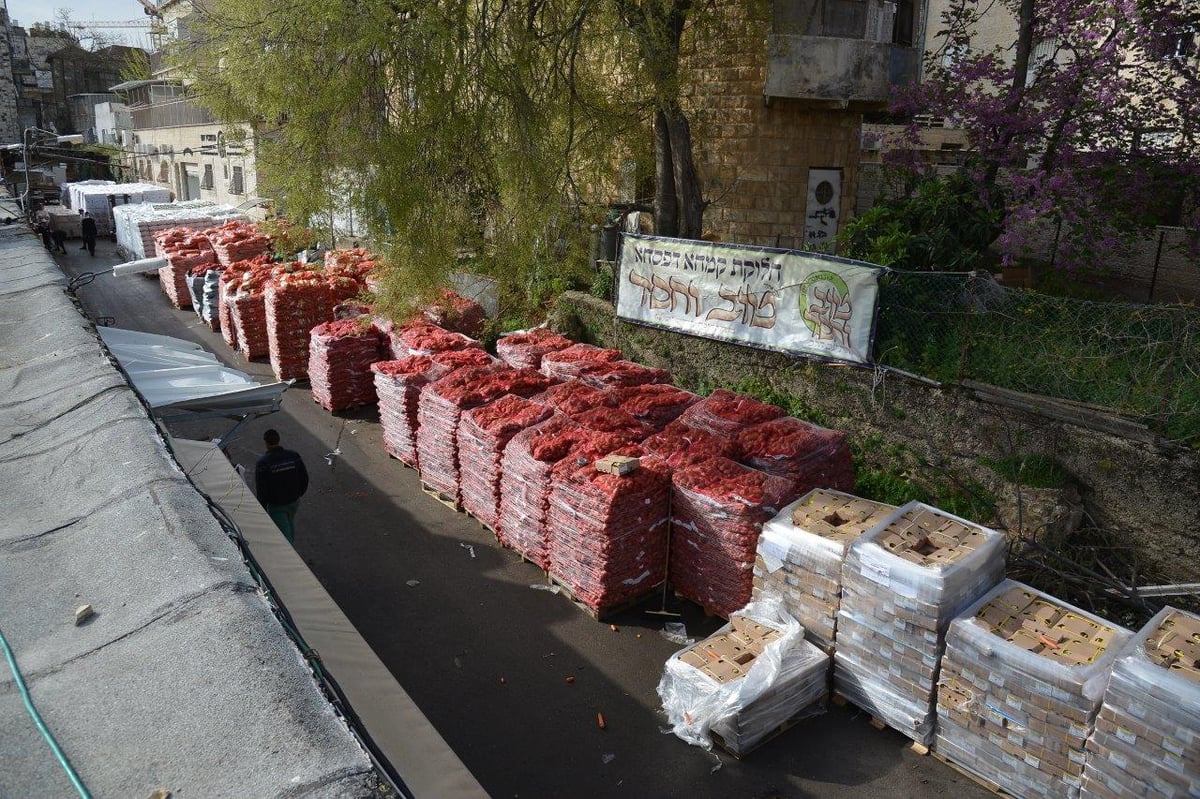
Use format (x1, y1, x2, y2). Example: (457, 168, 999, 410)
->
(1147, 227, 1166, 303)
(1154, 309, 1182, 442)
(957, 273, 978, 383)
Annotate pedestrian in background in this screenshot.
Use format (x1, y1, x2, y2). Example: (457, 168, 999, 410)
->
(255, 429, 309, 543)
(50, 228, 67, 253)
(80, 212, 98, 256)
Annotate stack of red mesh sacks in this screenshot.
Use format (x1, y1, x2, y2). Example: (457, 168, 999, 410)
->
(737, 416, 855, 497)
(670, 458, 799, 618)
(227, 260, 275, 360)
(535, 380, 615, 417)
(371, 347, 494, 466)
(154, 228, 214, 309)
(574, 360, 672, 391)
(666, 389, 795, 617)
(264, 265, 334, 379)
(308, 319, 386, 412)
(496, 328, 574, 369)
(612, 384, 699, 432)
(416, 365, 553, 502)
(498, 416, 628, 568)
(219, 254, 272, 349)
(324, 248, 377, 304)
(642, 422, 739, 470)
(540, 343, 623, 381)
(546, 445, 672, 615)
(459, 395, 554, 532)
(387, 319, 481, 359)
(422, 289, 487, 339)
(205, 220, 272, 267)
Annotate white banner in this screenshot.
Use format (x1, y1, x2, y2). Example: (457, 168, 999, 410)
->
(616, 234, 881, 364)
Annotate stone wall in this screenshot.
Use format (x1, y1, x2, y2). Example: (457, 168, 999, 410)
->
(552, 291, 1200, 586)
(0, 10, 21, 144)
(680, 4, 863, 248)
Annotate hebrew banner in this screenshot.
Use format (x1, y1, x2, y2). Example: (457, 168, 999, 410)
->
(616, 234, 881, 365)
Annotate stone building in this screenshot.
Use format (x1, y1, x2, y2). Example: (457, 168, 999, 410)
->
(0, 4, 19, 143)
(620, 1, 923, 250)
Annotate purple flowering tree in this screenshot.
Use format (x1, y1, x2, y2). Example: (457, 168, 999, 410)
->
(892, 0, 1200, 270)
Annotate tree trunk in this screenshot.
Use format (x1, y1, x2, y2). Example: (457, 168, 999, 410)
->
(984, 0, 1035, 186)
(663, 102, 704, 239)
(653, 109, 678, 236)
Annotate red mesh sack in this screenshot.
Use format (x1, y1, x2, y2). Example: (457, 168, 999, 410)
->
(308, 320, 385, 412)
(540, 343, 622, 380)
(533, 380, 614, 417)
(496, 328, 574, 369)
(736, 416, 856, 497)
(371, 356, 439, 466)
(612, 384, 700, 431)
(669, 457, 800, 618)
(459, 395, 555, 530)
(642, 421, 739, 470)
(678, 388, 785, 441)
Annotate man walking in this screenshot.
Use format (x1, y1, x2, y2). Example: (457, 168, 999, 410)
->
(255, 429, 309, 543)
(80, 211, 98, 256)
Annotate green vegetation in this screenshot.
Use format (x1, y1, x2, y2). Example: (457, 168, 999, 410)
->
(981, 454, 1069, 490)
(837, 172, 1002, 271)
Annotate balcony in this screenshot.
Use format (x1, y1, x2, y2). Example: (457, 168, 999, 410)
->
(131, 98, 218, 130)
(766, 0, 920, 106)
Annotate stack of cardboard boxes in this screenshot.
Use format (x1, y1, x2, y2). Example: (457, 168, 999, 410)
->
(753, 488, 895, 650)
(660, 608, 830, 755)
(936, 580, 1132, 799)
(833, 501, 1006, 746)
(1080, 606, 1199, 798)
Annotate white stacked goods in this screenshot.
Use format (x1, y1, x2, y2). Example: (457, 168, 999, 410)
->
(540, 343, 622, 380)
(937, 581, 1133, 798)
(113, 200, 246, 259)
(68, 182, 172, 236)
(47, 207, 81, 237)
(264, 274, 333, 381)
(1080, 606, 1199, 799)
(416, 365, 552, 502)
(834, 501, 1006, 747)
(754, 489, 895, 650)
(61, 179, 114, 208)
(669, 457, 799, 619)
(459, 395, 554, 531)
(659, 598, 830, 755)
(545, 447, 671, 615)
(308, 320, 385, 412)
(201, 269, 221, 330)
(497, 415, 627, 568)
(496, 328, 574, 369)
(737, 417, 856, 498)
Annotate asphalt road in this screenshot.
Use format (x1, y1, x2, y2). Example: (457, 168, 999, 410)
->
(54, 237, 992, 799)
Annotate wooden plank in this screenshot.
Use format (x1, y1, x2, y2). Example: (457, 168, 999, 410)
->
(960, 380, 1160, 446)
(931, 750, 1016, 797)
(546, 572, 660, 622)
(420, 482, 461, 513)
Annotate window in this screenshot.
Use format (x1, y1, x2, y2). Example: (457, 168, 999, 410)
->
(157, 160, 169, 183)
(230, 165, 244, 195)
(1026, 38, 1059, 86)
(1154, 30, 1197, 60)
(201, 164, 214, 190)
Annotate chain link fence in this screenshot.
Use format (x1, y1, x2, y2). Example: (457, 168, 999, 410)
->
(873, 271, 1200, 444)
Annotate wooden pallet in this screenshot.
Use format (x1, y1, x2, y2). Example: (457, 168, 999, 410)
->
(930, 751, 1016, 797)
(546, 573, 660, 622)
(709, 695, 830, 759)
(831, 693, 931, 755)
(420, 482, 462, 512)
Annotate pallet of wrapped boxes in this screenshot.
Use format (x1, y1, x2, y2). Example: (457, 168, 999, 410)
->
(1080, 605, 1199, 798)
(833, 501, 1006, 747)
(754, 488, 895, 651)
(936, 580, 1133, 799)
(658, 599, 830, 756)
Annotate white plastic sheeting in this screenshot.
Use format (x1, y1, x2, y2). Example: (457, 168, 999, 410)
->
(97, 326, 287, 412)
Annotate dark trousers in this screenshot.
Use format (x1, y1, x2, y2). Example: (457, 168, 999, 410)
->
(266, 501, 300, 543)
(83, 235, 96, 256)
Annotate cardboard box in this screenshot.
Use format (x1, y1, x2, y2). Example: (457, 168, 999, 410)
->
(593, 455, 639, 476)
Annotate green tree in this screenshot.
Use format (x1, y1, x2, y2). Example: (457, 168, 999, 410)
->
(177, 0, 709, 322)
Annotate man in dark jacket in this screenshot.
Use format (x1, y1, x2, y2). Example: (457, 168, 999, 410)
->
(80, 212, 98, 256)
(255, 429, 309, 543)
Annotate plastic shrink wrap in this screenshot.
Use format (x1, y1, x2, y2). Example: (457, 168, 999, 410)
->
(754, 489, 895, 650)
(936, 580, 1133, 799)
(1080, 605, 1199, 799)
(834, 501, 1006, 746)
(658, 598, 829, 755)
